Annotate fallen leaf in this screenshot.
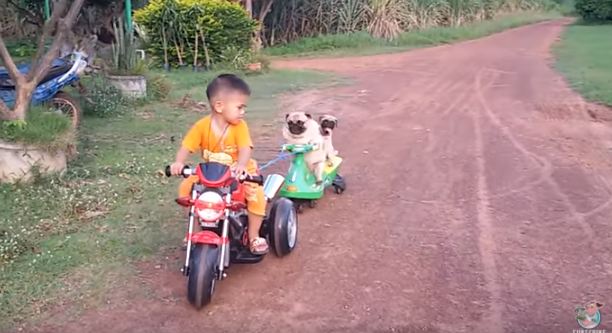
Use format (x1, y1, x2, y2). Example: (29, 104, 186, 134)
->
(83, 211, 106, 219)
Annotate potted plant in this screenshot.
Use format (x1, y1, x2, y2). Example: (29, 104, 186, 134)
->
(0, 106, 76, 183)
(106, 18, 147, 99)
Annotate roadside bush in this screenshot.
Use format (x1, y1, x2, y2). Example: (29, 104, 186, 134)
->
(134, 0, 257, 68)
(5, 39, 37, 59)
(575, 0, 612, 21)
(82, 77, 127, 118)
(217, 46, 254, 70)
(146, 74, 173, 101)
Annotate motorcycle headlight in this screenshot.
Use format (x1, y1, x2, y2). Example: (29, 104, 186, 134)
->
(195, 191, 225, 222)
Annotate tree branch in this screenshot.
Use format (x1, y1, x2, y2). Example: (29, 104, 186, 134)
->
(244, 0, 253, 17)
(29, 0, 86, 83)
(31, 0, 71, 65)
(0, 36, 23, 84)
(258, 0, 274, 23)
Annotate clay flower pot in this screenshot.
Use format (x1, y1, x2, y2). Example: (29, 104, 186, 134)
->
(0, 140, 67, 183)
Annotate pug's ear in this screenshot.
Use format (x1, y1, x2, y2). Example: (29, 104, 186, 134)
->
(305, 113, 312, 119)
(285, 114, 289, 120)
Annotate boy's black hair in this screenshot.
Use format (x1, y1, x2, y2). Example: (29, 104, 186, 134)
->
(206, 73, 251, 101)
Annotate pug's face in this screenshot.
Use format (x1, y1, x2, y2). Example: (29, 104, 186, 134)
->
(286, 112, 312, 136)
(319, 115, 338, 133)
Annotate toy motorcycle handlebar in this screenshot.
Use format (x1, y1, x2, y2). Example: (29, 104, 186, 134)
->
(164, 165, 264, 185)
(165, 165, 192, 178)
(57, 51, 88, 84)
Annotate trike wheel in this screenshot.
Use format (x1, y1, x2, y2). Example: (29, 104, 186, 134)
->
(48, 91, 82, 128)
(334, 186, 345, 195)
(295, 202, 305, 214)
(187, 244, 218, 309)
(268, 198, 298, 257)
(332, 174, 346, 195)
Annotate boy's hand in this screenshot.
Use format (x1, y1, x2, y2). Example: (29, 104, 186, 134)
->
(170, 162, 185, 176)
(171, 147, 191, 176)
(232, 164, 247, 179)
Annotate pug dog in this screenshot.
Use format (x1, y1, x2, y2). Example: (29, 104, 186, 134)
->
(319, 114, 338, 161)
(283, 112, 326, 185)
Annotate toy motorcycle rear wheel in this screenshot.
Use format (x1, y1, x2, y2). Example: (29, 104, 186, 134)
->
(187, 244, 218, 309)
(49, 91, 82, 128)
(268, 198, 298, 257)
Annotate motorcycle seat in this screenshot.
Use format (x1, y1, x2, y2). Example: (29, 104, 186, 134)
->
(0, 60, 72, 89)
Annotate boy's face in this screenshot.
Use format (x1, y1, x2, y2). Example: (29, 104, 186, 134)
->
(212, 91, 249, 125)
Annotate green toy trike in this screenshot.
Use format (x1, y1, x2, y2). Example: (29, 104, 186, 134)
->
(278, 143, 346, 213)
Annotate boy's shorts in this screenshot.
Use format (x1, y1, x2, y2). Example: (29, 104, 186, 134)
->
(178, 158, 266, 217)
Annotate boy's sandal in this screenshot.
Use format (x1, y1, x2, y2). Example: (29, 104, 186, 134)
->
(250, 237, 269, 255)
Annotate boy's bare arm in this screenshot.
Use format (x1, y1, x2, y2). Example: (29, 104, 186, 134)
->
(170, 147, 191, 175)
(234, 146, 252, 176)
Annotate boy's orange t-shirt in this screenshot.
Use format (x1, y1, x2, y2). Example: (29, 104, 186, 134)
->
(181, 115, 253, 162)
(179, 115, 265, 214)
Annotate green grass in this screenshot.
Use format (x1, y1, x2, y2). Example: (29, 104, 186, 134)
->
(0, 68, 339, 330)
(554, 23, 612, 106)
(0, 107, 74, 150)
(265, 11, 563, 58)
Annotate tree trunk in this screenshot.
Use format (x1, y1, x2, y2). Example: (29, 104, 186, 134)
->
(13, 82, 36, 121)
(253, 0, 274, 51)
(245, 0, 253, 17)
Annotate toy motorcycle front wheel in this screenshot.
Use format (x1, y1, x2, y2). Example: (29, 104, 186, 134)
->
(268, 198, 298, 257)
(187, 244, 218, 309)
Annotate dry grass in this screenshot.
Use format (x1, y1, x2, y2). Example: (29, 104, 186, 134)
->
(264, 0, 560, 44)
(367, 0, 405, 40)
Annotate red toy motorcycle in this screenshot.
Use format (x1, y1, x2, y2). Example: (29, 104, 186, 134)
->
(164, 162, 297, 309)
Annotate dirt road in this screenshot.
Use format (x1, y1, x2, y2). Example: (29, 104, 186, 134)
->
(40, 20, 612, 333)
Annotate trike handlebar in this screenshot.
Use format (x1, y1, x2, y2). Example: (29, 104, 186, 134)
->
(282, 143, 317, 153)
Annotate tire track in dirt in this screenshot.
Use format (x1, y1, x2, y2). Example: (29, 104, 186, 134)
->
(474, 68, 595, 242)
(471, 69, 505, 333)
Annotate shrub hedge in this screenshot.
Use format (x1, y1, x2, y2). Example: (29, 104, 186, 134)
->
(134, 0, 257, 68)
(575, 0, 612, 21)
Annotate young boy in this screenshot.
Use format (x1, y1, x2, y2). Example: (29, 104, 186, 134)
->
(169, 74, 269, 255)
